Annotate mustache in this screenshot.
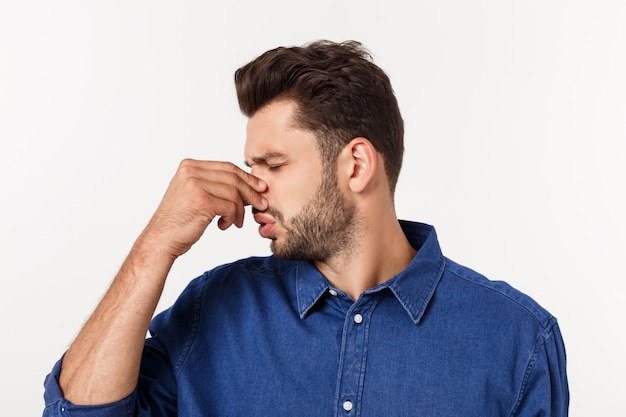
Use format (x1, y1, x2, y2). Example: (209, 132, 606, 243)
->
(252, 206, 283, 220)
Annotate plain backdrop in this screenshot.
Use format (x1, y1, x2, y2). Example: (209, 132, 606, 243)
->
(1, 1, 625, 416)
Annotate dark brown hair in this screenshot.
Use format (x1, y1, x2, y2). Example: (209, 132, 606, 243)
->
(235, 40, 404, 193)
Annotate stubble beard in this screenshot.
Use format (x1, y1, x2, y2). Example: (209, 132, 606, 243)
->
(269, 170, 360, 263)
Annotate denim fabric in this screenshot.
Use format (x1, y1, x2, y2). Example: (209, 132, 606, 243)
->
(43, 221, 568, 416)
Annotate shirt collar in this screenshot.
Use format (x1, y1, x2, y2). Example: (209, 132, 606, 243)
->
(295, 261, 331, 319)
(295, 221, 445, 323)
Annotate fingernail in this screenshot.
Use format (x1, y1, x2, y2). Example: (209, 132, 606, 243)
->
(257, 179, 267, 188)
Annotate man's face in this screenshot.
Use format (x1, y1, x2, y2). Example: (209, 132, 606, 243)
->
(244, 100, 358, 261)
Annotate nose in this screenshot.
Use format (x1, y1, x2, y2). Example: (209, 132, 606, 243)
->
(249, 164, 262, 178)
(250, 165, 270, 196)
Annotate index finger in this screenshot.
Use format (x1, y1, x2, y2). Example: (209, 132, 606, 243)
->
(178, 159, 268, 210)
(211, 161, 268, 210)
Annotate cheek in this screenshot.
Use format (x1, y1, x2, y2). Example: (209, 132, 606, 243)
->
(271, 178, 315, 215)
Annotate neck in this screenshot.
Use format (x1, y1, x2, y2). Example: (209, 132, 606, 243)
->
(314, 209, 416, 301)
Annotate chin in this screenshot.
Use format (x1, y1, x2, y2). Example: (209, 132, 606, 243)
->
(269, 241, 294, 260)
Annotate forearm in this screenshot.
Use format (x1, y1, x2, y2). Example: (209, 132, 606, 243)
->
(59, 238, 176, 405)
(53, 159, 268, 406)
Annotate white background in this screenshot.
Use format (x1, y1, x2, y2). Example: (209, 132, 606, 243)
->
(1, 1, 624, 416)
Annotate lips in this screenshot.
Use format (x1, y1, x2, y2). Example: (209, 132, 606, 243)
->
(253, 212, 276, 239)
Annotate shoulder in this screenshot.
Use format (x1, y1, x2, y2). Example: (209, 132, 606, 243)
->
(439, 257, 556, 332)
(157, 256, 297, 312)
(150, 256, 298, 334)
(208, 255, 298, 278)
(194, 255, 299, 293)
(181, 255, 301, 301)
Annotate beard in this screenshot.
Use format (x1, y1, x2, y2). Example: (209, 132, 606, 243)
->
(268, 170, 359, 262)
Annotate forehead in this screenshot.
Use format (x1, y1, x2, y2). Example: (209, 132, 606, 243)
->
(244, 100, 319, 163)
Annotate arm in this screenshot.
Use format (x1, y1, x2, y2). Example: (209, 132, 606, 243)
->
(57, 159, 268, 405)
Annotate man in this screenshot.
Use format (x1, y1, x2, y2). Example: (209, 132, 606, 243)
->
(43, 40, 569, 416)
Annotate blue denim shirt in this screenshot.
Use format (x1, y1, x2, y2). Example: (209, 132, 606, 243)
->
(43, 221, 568, 416)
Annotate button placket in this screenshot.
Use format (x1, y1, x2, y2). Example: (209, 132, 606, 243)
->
(334, 296, 379, 417)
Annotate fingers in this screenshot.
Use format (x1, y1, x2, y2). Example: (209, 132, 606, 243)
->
(176, 159, 268, 227)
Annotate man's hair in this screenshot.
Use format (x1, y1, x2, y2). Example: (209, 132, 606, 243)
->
(234, 40, 404, 193)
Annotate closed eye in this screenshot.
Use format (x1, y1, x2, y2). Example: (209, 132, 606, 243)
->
(268, 164, 283, 171)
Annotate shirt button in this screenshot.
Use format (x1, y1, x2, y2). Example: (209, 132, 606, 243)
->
(329, 289, 338, 296)
(353, 313, 363, 324)
(343, 400, 353, 411)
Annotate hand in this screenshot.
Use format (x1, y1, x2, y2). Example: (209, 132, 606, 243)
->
(140, 159, 268, 259)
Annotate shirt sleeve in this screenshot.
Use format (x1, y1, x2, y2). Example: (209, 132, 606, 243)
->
(42, 273, 206, 417)
(42, 357, 136, 417)
(42, 342, 179, 417)
(510, 319, 570, 416)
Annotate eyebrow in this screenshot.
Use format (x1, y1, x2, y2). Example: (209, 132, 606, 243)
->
(244, 152, 287, 167)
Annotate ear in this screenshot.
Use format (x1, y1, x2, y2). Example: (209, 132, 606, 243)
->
(339, 137, 378, 193)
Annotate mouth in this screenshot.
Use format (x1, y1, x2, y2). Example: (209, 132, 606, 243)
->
(253, 212, 276, 239)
